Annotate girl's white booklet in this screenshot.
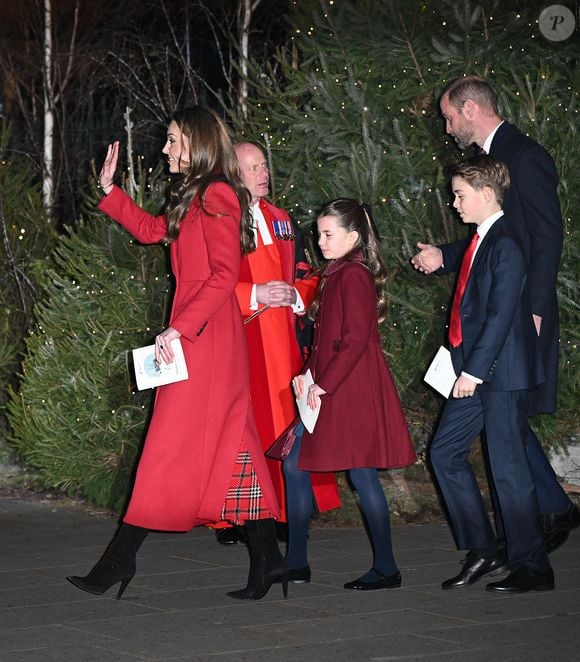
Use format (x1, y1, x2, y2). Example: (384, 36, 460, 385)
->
(295, 369, 321, 433)
(131, 338, 188, 390)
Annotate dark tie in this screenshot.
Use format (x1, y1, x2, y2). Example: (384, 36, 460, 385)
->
(448, 233, 480, 347)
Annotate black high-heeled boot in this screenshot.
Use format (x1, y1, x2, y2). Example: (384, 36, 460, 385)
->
(67, 523, 148, 599)
(226, 518, 288, 600)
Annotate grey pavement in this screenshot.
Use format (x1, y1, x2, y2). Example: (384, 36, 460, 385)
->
(1, 495, 579, 662)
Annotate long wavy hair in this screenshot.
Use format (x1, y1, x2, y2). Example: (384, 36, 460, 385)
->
(309, 198, 388, 322)
(164, 106, 254, 254)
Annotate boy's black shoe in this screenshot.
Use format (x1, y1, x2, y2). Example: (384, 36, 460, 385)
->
(442, 550, 508, 589)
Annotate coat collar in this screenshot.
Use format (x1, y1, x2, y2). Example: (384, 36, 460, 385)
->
(323, 250, 366, 277)
(489, 121, 516, 151)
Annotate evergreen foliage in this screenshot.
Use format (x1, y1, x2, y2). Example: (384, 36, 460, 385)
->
(0, 126, 55, 456)
(7, 167, 170, 509)
(235, 0, 579, 451)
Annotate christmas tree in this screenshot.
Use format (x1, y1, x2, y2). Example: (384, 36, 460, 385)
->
(7, 161, 171, 510)
(0, 126, 55, 461)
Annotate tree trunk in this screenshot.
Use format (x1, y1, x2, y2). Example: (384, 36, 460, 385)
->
(238, 0, 262, 119)
(42, 0, 54, 213)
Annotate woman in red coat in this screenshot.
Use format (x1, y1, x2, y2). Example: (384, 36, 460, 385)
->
(67, 107, 286, 601)
(286, 198, 416, 589)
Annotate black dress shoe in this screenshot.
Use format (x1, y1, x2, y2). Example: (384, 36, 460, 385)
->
(344, 570, 401, 590)
(542, 503, 580, 554)
(215, 526, 246, 545)
(442, 550, 508, 590)
(486, 566, 554, 593)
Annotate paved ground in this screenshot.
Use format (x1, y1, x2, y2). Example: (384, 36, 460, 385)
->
(1, 495, 579, 661)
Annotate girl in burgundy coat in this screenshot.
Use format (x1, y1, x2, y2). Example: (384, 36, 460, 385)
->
(67, 107, 286, 602)
(285, 198, 416, 590)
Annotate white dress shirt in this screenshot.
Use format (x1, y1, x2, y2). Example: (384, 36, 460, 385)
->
(481, 121, 504, 154)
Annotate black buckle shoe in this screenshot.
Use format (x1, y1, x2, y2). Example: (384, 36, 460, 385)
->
(288, 565, 311, 583)
(344, 570, 401, 591)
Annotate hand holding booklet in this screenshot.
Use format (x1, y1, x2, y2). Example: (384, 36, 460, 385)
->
(295, 369, 321, 433)
(424, 346, 457, 399)
(132, 338, 189, 390)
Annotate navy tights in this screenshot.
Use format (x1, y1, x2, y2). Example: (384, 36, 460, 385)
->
(283, 432, 313, 570)
(283, 432, 398, 579)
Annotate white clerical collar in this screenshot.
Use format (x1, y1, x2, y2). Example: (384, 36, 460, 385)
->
(250, 202, 273, 246)
(481, 121, 504, 154)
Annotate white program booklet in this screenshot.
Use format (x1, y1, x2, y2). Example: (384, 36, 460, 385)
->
(424, 346, 457, 399)
(131, 338, 189, 390)
(295, 369, 321, 433)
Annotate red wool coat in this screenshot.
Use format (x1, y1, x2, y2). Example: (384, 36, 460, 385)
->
(98, 183, 279, 531)
(298, 255, 417, 472)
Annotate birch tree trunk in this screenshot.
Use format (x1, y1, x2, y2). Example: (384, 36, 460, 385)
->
(42, 0, 54, 213)
(238, 0, 262, 119)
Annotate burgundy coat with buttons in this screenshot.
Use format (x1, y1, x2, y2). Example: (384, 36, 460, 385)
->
(298, 254, 417, 472)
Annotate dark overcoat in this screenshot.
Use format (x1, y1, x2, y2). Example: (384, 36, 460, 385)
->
(298, 255, 417, 472)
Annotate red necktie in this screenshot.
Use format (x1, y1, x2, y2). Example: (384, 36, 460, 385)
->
(448, 232, 480, 347)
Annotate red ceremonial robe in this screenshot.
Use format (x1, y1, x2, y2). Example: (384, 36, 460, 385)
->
(236, 199, 341, 520)
(98, 183, 279, 531)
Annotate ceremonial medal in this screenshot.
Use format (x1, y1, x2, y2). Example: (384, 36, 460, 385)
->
(272, 219, 295, 241)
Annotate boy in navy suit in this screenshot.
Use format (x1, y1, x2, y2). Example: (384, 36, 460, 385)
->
(429, 155, 553, 593)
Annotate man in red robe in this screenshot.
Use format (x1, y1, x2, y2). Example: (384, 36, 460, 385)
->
(213, 142, 341, 544)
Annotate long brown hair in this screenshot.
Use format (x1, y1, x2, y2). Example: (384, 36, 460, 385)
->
(165, 106, 254, 254)
(310, 198, 388, 321)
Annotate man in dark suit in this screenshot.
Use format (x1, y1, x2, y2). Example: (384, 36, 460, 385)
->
(413, 76, 579, 554)
(430, 155, 553, 592)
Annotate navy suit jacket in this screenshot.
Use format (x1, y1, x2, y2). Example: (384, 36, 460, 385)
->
(448, 217, 544, 393)
(439, 123, 562, 411)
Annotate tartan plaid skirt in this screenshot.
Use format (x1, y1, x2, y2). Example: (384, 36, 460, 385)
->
(220, 450, 275, 524)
